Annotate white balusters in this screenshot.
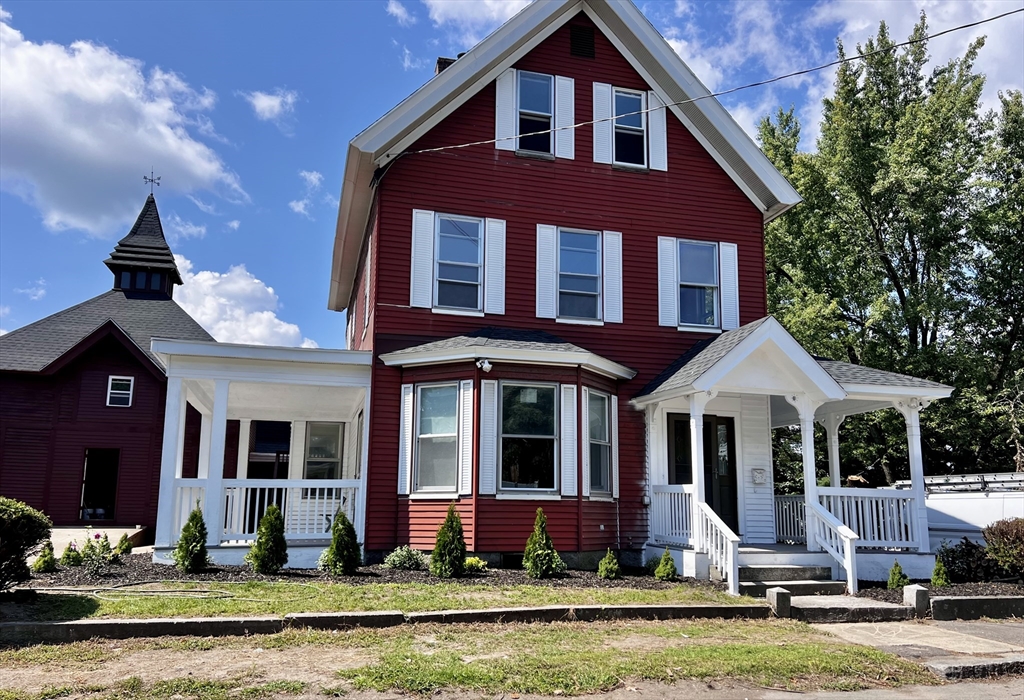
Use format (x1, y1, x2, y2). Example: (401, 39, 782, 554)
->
(817, 487, 918, 549)
(774, 494, 806, 543)
(651, 484, 695, 546)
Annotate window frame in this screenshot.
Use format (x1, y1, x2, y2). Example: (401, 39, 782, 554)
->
(498, 381, 560, 494)
(304, 421, 344, 480)
(557, 228, 603, 322)
(612, 87, 647, 168)
(413, 382, 461, 494)
(516, 70, 554, 155)
(433, 212, 485, 313)
(677, 238, 720, 329)
(587, 389, 612, 494)
(106, 376, 134, 408)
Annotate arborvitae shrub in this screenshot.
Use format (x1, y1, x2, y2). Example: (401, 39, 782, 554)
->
(115, 533, 134, 557)
(0, 497, 52, 591)
(32, 541, 57, 573)
(382, 545, 428, 570)
(430, 503, 467, 579)
(174, 504, 210, 573)
(887, 559, 910, 590)
(931, 558, 951, 587)
(654, 548, 677, 582)
(523, 508, 566, 579)
(60, 542, 83, 567)
(597, 549, 621, 580)
(245, 504, 288, 574)
(464, 556, 488, 574)
(983, 518, 1024, 579)
(643, 555, 660, 576)
(319, 509, 361, 576)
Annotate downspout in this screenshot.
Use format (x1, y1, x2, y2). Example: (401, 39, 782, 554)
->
(576, 365, 584, 554)
(471, 364, 481, 552)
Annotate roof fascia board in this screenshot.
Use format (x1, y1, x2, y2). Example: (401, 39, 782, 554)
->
(328, 144, 374, 311)
(152, 338, 373, 366)
(379, 346, 636, 380)
(630, 385, 695, 407)
(840, 385, 955, 400)
(41, 319, 165, 379)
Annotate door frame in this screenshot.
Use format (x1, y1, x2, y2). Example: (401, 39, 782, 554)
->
(79, 446, 121, 523)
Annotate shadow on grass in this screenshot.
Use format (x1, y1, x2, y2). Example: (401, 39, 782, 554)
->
(0, 589, 100, 623)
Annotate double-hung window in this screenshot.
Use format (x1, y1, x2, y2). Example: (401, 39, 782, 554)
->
(613, 88, 646, 167)
(558, 229, 601, 320)
(305, 422, 343, 479)
(678, 240, 719, 327)
(588, 391, 611, 493)
(415, 384, 459, 492)
(435, 214, 483, 311)
(500, 383, 557, 491)
(517, 71, 553, 154)
(106, 376, 134, 407)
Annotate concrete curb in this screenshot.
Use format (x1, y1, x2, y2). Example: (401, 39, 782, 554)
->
(925, 654, 1024, 679)
(931, 596, 1024, 621)
(0, 616, 283, 642)
(284, 611, 406, 629)
(789, 604, 914, 624)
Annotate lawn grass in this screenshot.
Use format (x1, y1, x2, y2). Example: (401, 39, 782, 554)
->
(5, 580, 740, 621)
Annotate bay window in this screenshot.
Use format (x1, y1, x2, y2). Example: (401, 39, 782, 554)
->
(415, 384, 459, 491)
(500, 383, 557, 490)
(588, 391, 611, 493)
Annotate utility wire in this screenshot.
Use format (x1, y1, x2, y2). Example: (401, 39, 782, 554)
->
(383, 7, 1022, 162)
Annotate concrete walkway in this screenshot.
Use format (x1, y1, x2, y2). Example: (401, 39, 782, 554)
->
(31, 526, 144, 562)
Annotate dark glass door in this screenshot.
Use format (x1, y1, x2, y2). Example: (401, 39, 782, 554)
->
(667, 413, 739, 533)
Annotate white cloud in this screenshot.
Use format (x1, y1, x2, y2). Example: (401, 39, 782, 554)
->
(0, 305, 9, 318)
(241, 88, 298, 126)
(0, 12, 245, 237)
(422, 0, 531, 47)
(665, 32, 724, 92)
(187, 195, 218, 215)
(226, 219, 240, 231)
(166, 213, 206, 240)
(174, 254, 317, 347)
(299, 170, 323, 190)
(15, 278, 46, 301)
(386, 0, 416, 26)
(401, 46, 426, 71)
(0, 7, 10, 22)
(288, 169, 327, 219)
(288, 199, 310, 217)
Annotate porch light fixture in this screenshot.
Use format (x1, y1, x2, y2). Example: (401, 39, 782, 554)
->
(476, 359, 493, 372)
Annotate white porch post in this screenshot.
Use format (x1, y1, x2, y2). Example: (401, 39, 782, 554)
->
(356, 388, 371, 545)
(898, 399, 931, 552)
(155, 377, 185, 548)
(786, 394, 822, 552)
(823, 414, 844, 488)
(202, 380, 230, 547)
(688, 391, 715, 504)
(236, 419, 251, 479)
(197, 413, 212, 478)
(289, 421, 307, 479)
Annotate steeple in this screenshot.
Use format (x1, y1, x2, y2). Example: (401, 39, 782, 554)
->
(104, 194, 183, 299)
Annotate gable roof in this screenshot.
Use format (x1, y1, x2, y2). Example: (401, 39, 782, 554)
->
(328, 0, 802, 311)
(0, 290, 213, 373)
(104, 194, 183, 284)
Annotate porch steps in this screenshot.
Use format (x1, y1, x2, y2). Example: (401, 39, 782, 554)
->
(737, 564, 846, 598)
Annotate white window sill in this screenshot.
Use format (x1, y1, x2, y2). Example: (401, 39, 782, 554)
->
(612, 162, 649, 172)
(588, 494, 615, 502)
(677, 324, 722, 334)
(556, 317, 604, 327)
(432, 307, 484, 318)
(408, 492, 461, 500)
(495, 492, 563, 501)
(516, 149, 555, 161)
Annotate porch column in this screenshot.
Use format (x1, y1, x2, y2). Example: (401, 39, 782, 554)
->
(823, 414, 844, 488)
(202, 380, 230, 547)
(356, 388, 371, 545)
(155, 377, 186, 548)
(786, 394, 822, 552)
(289, 420, 307, 479)
(898, 399, 932, 552)
(688, 391, 716, 505)
(196, 413, 212, 478)
(236, 419, 251, 479)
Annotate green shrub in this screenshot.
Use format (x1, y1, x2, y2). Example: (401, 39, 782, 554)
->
(654, 549, 677, 582)
(643, 555, 660, 576)
(464, 556, 488, 574)
(597, 549, 621, 580)
(0, 496, 52, 591)
(114, 533, 134, 557)
(430, 503, 467, 579)
(59, 542, 83, 567)
(32, 541, 57, 574)
(82, 532, 120, 576)
(382, 545, 428, 571)
(887, 560, 910, 590)
(936, 537, 1009, 583)
(245, 504, 289, 574)
(319, 509, 361, 576)
(523, 508, 566, 579)
(983, 517, 1024, 579)
(931, 558, 951, 587)
(173, 504, 210, 574)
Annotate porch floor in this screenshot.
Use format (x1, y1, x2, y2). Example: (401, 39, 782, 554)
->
(739, 543, 809, 554)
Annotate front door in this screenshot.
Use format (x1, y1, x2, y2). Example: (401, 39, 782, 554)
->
(81, 448, 120, 521)
(667, 413, 739, 533)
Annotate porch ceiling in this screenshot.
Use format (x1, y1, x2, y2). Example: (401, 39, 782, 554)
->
(769, 395, 894, 428)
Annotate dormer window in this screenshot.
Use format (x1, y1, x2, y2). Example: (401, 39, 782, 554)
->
(518, 71, 553, 154)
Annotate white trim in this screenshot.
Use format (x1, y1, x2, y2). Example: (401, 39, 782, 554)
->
(413, 382, 461, 494)
(499, 381, 561, 496)
(611, 86, 647, 168)
(379, 345, 636, 380)
(602, 230, 623, 324)
(677, 238, 720, 329)
(495, 67, 517, 151)
(677, 325, 723, 334)
(592, 82, 613, 164)
(458, 379, 474, 496)
(536, 223, 558, 319)
(479, 379, 498, 495)
(647, 90, 667, 171)
(495, 493, 564, 501)
(407, 492, 461, 501)
(557, 227, 602, 322)
(411, 209, 435, 309)
(554, 75, 575, 159)
(516, 69, 554, 154)
(431, 308, 485, 318)
(484, 218, 506, 315)
(106, 375, 135, 408)
(839, 384, 954, 400)
(152, 339, 372, 366)
(434, 212, 485, 313)
(556, 318, 604, 327)
(398, 384, 414, 495)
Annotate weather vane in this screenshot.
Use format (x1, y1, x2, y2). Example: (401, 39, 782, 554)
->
(144, 169, 161, 194)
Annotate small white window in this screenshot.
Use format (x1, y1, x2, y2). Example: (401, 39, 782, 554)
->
(678, 240, 719, 327)
(588, 391, 611, 493)
(435, 214, 484, 311)
(305, 422, 344, 479)
(415, 384, 459, 492)
(106, 376, 134, 407)
(500, 382, 558, 491)
(517, 71, 553, 153)
(558, 229, 602, 320)
(613, 88, 646, 167)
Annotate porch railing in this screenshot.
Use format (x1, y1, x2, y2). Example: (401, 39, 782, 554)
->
(171, 479, 207, 535)
(806, 501, 858, 594)
(651, 484, 695, 546)
(774, 494, 806, 543)
(694, 501, 741, 596)
(817, 487, 918, 549)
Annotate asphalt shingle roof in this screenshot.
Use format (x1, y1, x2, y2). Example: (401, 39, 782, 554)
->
(385, 327, 588, 356)
(103, 194, 183, 283)
(816, 359, 950, 390)
(0, 289, 213, 373)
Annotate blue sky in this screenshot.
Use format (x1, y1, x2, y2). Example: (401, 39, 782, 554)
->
(1, 0, 1021, 348)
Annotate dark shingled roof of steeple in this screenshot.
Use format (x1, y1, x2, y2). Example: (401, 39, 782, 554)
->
(104, 194, 183, 284)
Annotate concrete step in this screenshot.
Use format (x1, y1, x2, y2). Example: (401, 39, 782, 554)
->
(738, 580, 848, 598)
(739, 565, 832, 582)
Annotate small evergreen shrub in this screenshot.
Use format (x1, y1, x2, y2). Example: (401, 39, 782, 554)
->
(597, 549, 621, 580)
(430, 503, 467, 579)
(887, 560, 910, 590)
(464, 556, 488, 574)
(983, 517, 1024, 579)
(245, 504, 288, 574)
(81, 532, 120, 575)
(174, 503, 210, 574)
(0, 497, 52, 591)
(382, 545, 428, 571)
(931, 558, 951, 587)
(114, 533, 134, 557)
(937, 537, 1009, 583)
(523, 508, 566, 579)
(644, 555, 660, 576)
(319, 509, 361, 576)
(60, 542, 83, 567)
(32, 541, 58, 574)
(654, 549, 677, 582)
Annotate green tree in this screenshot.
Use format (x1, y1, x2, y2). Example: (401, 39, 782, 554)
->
(523, 508, 566, 578)
(245, 504, 288, 574)
(174, 504, 210, 574)
(430, 503, 467, 578)
(319, 509, 361, 576)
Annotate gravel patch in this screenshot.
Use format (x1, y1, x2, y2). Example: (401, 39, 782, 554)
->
(856, 581, 1024, 606)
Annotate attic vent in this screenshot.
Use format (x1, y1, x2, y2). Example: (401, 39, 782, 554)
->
(570, 25, 595, 58)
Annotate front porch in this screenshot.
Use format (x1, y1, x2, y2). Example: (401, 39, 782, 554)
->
(150, 339, 372, 568)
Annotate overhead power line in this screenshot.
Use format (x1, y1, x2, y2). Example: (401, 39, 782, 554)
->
(383, 7, 1022, 162)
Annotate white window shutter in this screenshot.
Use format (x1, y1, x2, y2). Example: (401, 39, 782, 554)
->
(536, 224, 557, 319)
(478, 380, 498, 495)
(658, 236, 678, 327)
(648, 90, 668, 171)
(495, 68, 516, 151)
(484, 218, 506, 315)
(593, 82, 613, 164)
(603, 230, 622, 323)
(410, 209, 435, 308)
(554, 76, 575, 159)
(611, 395, 619, 499)
(719, 242, 740, 330)
(458, 380, 474, 495)
(398, 384, 414, 495)
(560, 384, 577, 497)
(581, 387, 590, 497)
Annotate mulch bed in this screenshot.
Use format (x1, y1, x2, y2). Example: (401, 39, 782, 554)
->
(856, 580, 1024, 606)
(26, 553, 726, 593)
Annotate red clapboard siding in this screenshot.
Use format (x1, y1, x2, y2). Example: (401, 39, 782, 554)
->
(356, 15, 767, 554)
